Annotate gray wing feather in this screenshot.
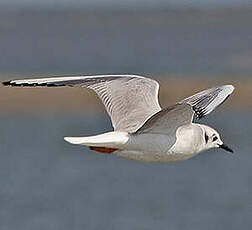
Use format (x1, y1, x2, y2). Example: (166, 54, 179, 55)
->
(136, 103, 193, 136)
(134, 84, 234, 147)
(180, 85, 234, 119)
(3, 75, 161, 133)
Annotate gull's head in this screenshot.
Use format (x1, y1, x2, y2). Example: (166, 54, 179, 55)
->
(200, 124, 233, 153)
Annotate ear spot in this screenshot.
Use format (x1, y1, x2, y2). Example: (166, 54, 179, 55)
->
(204, 133, 209, 143)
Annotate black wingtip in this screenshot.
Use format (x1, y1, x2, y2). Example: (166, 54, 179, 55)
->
(2, 81, 55, 87)
(2, 81, 24, 87)
(2, 81, 12, 86)
(2, 80, 67, 87)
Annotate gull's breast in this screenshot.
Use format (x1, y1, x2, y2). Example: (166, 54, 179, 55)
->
(114, 133, 179, 162)
(114, 124, 204, 162)
(168, 124, 204, 156)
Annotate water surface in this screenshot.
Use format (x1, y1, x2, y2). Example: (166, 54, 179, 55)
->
(0, 109, 251, 229)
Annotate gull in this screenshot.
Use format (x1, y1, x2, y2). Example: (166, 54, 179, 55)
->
(3, 75, 234, 162)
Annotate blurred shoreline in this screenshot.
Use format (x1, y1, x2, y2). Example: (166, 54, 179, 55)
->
(0, 76, 250, 113)
(0, 7, 251, 113)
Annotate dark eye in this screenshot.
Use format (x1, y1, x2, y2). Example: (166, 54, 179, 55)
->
(204, 133, 209, 143)
(213, 136, 218, 142)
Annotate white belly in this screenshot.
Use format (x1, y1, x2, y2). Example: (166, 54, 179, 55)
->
(114, 133, 198, 162)
(114, 124, 204, 162)
(115, 149, 197, 162)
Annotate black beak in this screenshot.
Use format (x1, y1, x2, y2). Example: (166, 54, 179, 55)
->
(219, 144, 233, 153)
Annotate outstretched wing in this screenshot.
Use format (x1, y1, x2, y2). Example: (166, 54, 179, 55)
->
(179, 85, 235, 119)
(135, 104, 193, 149)
(3, 75, 161, 133)
(135, 84, 234, 147)
(136, 103, 193, 134)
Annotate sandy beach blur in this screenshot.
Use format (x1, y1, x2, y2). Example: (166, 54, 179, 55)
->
(0, 75, 251, 113)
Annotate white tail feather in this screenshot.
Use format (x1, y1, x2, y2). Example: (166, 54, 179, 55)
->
(64, 131, 129, 148)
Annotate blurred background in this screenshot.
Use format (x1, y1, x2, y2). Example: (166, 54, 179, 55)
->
(0, 0, 252, 229)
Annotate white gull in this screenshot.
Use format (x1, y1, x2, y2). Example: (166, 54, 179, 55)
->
(3, 74, 234, 162)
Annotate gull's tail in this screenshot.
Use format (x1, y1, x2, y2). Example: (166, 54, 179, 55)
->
(64, 131, 129, 153)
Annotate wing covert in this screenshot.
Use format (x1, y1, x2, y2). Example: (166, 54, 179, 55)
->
(136, 104, 193, 134)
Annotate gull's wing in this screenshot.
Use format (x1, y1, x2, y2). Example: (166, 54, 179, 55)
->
(136, 103, 193, 134)
(3, 75, 161, 133)
(135, 104, 194, 136)
(179, 85, 235, 119)
(135, 85, 234, 146)
(135, 104, 193, 148)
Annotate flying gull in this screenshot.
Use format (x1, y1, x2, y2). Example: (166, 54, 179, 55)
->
(3, 75, 234, 162)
